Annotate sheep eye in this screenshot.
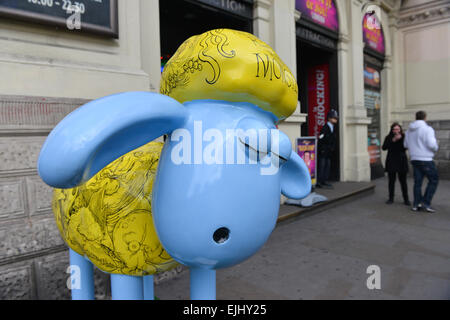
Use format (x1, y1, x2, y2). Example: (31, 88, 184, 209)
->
(235, 117, 273, 163)
(271, 152, 288, 162)
(239, 137, 268, 161)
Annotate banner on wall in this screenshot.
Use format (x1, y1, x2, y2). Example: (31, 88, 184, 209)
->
(308, 64, 330, 138)
(363, 12, 385, 56)
(297, 137, 317, 186)
(295, 0, 339, 32)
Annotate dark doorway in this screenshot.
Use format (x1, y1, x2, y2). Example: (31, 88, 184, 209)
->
(159, 0, 253, 70)
(297, 40, 340, 181)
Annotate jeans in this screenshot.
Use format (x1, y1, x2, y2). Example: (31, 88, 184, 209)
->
(411, 160, 439, 207)
(318, 156, 331, 184)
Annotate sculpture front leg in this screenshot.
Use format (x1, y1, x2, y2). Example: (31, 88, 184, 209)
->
(143, 275, 154, 300)
(69, 249, 95, 300)
(110, 274, 144, 300)
(190, 268, 216, 300)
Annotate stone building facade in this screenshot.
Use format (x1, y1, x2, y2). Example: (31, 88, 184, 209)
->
(392, 0, 450, 178)
(0, 0, 448, 299)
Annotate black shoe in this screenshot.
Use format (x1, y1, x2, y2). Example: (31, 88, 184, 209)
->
(316, 183, 323, 188)
(386, 199, 393, 204)
(404, 200, 411, 206)
(321, 182, 333, 189)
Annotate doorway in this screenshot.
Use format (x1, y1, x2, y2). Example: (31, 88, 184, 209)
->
(297, 40, 340, 181)
(159, 0, 253, 70)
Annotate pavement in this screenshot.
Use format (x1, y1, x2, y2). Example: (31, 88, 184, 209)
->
(154, 176, 450, 300)
(278, 181, 375, 222)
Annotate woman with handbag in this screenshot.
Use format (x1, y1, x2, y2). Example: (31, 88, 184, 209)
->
(382, 123, 410, 205)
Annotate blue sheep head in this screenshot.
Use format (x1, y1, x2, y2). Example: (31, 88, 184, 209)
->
(38, 29, 311, 271)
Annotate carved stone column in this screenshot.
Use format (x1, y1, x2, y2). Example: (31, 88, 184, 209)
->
(338, 0, 371, 181)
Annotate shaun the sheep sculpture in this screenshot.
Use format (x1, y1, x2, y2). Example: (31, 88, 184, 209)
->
(38, 29, 311, 300)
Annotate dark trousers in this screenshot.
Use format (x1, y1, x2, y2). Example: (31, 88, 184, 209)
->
(387, 171, 409, 202)
(318, 156, 331, 184)
(411, 160, 439, 207)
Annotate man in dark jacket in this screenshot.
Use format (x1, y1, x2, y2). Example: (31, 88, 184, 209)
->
(317, 109, 338, 188)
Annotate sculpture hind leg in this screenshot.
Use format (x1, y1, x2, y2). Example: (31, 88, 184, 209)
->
(70, 249, 152, 300)
(69, 249, 95, 300)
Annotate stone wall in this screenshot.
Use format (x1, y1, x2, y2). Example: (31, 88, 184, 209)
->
(400, 120, 450, 179)
(0, 95, 184, 299)
(0, 95, 84, 299)
(428, 120, 450, 180)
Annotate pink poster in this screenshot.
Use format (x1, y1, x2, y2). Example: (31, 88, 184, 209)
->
(295, 0, 339, 32)
(363, 13, 385, 55)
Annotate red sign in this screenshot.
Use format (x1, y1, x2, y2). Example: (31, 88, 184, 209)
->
(308, 64, 330, 137)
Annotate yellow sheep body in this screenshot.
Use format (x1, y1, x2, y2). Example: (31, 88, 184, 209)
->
(52, 142, 178, 276)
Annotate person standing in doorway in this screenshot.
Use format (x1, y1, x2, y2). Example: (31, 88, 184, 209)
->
(382, 123, 410, 205)
(317, 109, 338, 188)
(404, 111, 439, 212)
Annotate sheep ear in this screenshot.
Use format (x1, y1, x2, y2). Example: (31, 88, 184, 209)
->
(38, 92, 188, 188)
(280, 150, 312, 199)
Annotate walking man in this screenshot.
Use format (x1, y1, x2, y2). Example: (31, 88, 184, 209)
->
(317, 109, 338, 188)
(404, 111, 439, 212)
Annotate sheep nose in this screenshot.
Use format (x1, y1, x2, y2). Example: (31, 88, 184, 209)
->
(213, 227, 230, 244)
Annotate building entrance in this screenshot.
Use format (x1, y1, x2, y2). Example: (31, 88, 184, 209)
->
(295, 0, 340, 181)
(159, 0, 253, 71)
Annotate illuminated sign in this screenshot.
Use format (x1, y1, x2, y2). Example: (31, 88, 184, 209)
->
(296, 0, 338, 32)
(363, 12, 385, 55)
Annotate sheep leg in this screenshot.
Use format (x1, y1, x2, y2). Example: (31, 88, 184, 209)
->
(143, 275, 154, 300)
(190, 268, 216, 300)
(110, 274, 144, 300)
(68, 249, 95, 300)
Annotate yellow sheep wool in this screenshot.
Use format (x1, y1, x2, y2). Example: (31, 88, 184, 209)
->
(160, 29, 298, 120)
(52, 142, 178, 276)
